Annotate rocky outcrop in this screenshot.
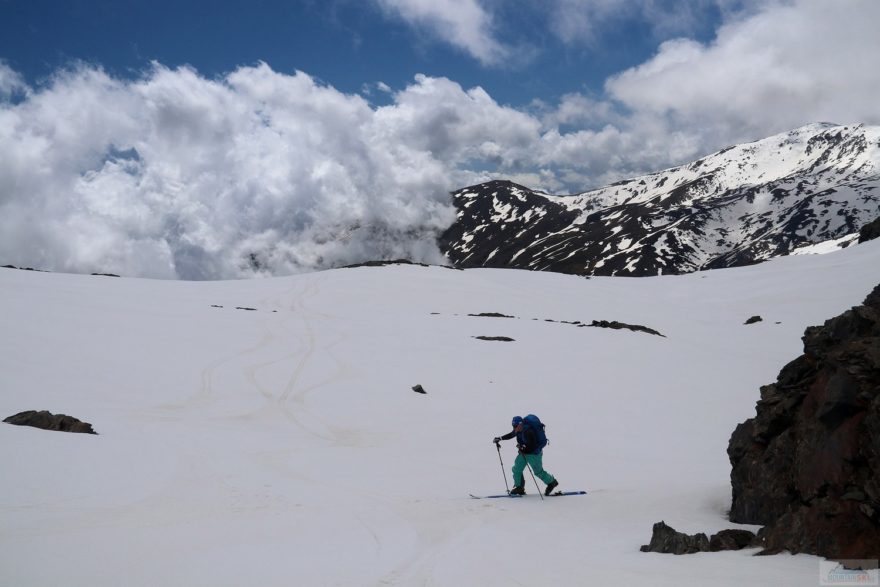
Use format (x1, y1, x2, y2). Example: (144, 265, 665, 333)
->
(728, 283, 880, 560)
(4, 410, 98, 434)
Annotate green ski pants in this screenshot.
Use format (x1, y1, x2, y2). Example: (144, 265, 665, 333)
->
(512, 452, 555, 487)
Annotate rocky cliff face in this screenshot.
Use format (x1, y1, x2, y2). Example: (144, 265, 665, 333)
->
(441, 124, 880, 276)
(728, 284, 880, 559)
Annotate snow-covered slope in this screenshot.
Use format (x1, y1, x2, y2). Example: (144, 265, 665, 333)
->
(2, 240, 880, 586)
(442, 123, 880, 276)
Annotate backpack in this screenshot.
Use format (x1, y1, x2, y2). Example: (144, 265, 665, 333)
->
(523, 414, 548, 450)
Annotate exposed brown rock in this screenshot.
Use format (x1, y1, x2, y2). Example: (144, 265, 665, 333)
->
(728, 283, 880, 560)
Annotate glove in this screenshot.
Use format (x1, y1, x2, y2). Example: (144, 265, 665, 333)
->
(517, 444, 526, 453)
(493, 437, 501, 443)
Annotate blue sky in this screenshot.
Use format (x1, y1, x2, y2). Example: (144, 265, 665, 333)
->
(1, 0, 726, 107)
(1, 0, 879, 278)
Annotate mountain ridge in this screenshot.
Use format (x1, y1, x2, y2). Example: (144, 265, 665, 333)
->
(440, 123, 880, 276)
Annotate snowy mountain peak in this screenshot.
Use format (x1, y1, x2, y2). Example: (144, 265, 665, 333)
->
(441, 123, 880, 276)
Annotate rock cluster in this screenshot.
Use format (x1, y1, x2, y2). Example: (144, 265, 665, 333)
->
(4, 410, 98, 434)
(640, 521, 757, 554)
(728, 283, 880, 559)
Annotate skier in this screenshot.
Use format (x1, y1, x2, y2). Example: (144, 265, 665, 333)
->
(493, 415, 559, 496)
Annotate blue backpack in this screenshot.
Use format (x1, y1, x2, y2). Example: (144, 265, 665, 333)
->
(523, 414, 548, 450)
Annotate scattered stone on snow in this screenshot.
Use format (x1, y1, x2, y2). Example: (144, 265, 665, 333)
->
(467, 312, 515, 318)
(640, 521, 709, 554)
(708, 529, 758, 552)
(586, 320, 665, 337)
(4, 410, 98, 434)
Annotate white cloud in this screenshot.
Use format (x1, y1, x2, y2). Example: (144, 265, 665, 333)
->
(605, 0, 880, 145)
(0, 61, 29, 100)
(548, 0, 728, 45)
(0, 64, 466, 278)
(372, 0, 509, 65)
(0, 64, 573, 279)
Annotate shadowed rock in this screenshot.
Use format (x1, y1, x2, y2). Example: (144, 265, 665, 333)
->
(587, 320, 665, 337)
(4, 410, 98, 434)
(709, 529, 758, 552)
(858, 216, 880, 243)
(640, 521, 709, 554)
(728, 283, 880, 560)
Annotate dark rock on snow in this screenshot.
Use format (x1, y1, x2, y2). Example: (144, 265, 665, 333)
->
(587, 320, 665, 337)
(859, 216, 880, 243)
(468, 312, 515, 319)
(640, 521, 709, 554)
(728, 282, 880, 560)
(4, 410, 97, 434)
(412, 384, 427, 394)
(473, 336, 515, 342)
(744, 315, 763, 325)
(641, 522, 758, 555)
(708, 529, 758, 552)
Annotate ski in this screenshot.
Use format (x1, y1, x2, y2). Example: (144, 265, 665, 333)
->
(469, 490, 587, 499)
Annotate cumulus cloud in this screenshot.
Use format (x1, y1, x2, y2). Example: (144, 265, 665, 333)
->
(604, 0, 880, 146)
(0, 64, 466, 278)
(0, 61, 29, 100)
(372, 0, 509, 65)
(0, 63, 563, 279)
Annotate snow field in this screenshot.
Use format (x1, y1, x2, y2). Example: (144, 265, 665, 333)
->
(2, 239, 880, 585)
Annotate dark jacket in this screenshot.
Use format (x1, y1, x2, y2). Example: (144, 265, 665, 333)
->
(498, 425, 541, 455)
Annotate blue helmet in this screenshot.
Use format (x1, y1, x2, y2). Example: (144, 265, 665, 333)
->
(511, 416, 523, 427)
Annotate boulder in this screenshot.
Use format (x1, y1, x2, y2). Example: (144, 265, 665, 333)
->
(709, 529, 758, 551)
(727, 283, 880, 560)
(640, 521, 709, 554)
(4, 410, 97, 434)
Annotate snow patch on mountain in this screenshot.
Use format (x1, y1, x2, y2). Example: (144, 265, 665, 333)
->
(441, 123, 880, 276)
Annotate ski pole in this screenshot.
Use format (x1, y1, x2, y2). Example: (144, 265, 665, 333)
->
(524, 459, 544, 501)
(495, 441, 510, 494)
